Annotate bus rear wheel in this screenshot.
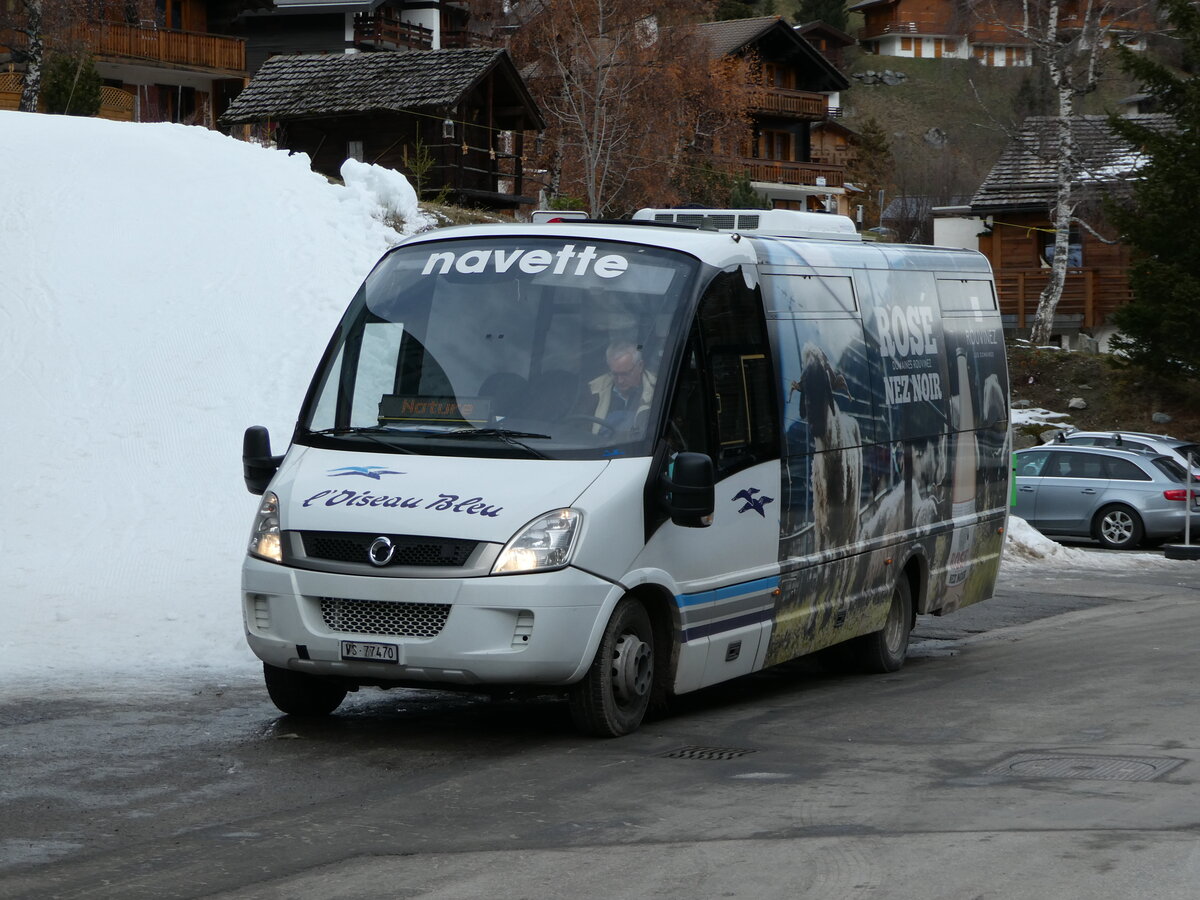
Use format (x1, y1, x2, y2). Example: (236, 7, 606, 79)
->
(569, 598, 654, 737)
(851, 577, 913, 674)
(263, 663, 347, 717)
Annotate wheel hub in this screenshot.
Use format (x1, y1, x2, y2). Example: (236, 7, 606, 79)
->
(1102, 512, 1133, 543)
(611, 632, 652, 703)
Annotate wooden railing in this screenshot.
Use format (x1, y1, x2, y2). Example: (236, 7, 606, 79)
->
(0, 72, 132, 120)
(100, 86, 135, 121)
(354, 14, 433, 50)
(739, 158, 845, 188)
(0, 71, 21, 111)
(64, 21, 244, 72)
(996, 268, 1132, 330)
(751, 87, 827, 118)
(859, 18, 960, 39)
(441, 29, 501, 49)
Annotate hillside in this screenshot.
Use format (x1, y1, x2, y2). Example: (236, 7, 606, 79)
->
(1008, 343, 1200, 446)
(836, 50, 1144, 205)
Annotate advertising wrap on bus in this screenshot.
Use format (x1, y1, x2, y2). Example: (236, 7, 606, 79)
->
(241, 211, 1010, 737)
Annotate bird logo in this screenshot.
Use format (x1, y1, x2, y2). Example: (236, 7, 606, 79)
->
(327, 466, 405, 479)
(733, 487, 774, 517)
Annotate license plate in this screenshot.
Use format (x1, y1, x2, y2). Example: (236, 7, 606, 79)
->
(340, 640, 399, 663)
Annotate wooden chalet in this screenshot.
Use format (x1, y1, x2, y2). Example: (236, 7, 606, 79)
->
(235, 0, 494, 76)
(697, 16, 851, 214)
(968, 114, 1172, 344)
(793, 21, 857, 74)
(0, 0, 247, 127)
(850, 0, 1155, 66)
(218, 48, 544, 210)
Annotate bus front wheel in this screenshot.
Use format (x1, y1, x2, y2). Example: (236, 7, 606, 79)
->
(263, 663, 347, 717)
(569, 598, 654, 738)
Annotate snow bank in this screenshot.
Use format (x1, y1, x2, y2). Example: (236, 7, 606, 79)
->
(0, 113, 424, 688)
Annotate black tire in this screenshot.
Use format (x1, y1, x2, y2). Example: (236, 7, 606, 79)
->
(569, 598, 654, 737)
(849, 577, 913, 674)
(263, 662, 347, 717)
(1093, 504, 1144, 550)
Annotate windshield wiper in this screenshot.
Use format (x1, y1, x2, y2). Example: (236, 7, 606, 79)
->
(304, 426, 418, 453)
(442, 427, 551, 458)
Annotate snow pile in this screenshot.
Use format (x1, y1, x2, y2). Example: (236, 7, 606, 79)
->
(339, 156, 434, 232)
(0, 113, 428, 689)
(1011, 407, 1072, 427)
(1001, 515, 1095, 567)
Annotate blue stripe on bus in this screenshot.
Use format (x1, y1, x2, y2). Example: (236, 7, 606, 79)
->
(676, 575, 780, 608)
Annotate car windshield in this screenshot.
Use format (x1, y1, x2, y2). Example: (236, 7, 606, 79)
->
(298, 237, 700, 459)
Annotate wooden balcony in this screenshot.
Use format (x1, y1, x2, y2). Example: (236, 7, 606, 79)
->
(740, 158, 846, 188)
(354, 14, 433, 51)
(859, 18, 960, 40)
(20, 20, 245, 74)
(996, 268, 1132, 331)
(751, 87, 828, 119)
(967, 22, 1033, 45)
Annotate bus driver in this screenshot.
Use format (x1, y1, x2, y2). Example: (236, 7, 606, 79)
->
(586, 341, 655, 434)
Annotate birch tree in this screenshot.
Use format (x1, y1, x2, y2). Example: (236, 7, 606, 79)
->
(970, 0, 1156, 344)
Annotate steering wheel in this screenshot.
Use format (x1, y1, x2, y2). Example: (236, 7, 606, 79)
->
(563, 414, 616, 435)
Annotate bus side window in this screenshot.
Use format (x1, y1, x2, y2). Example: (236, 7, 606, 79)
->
(695, 270, 779, 477)
(665, 334, 709, 455)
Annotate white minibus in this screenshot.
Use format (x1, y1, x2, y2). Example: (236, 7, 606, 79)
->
(241, 209, 1010, 736)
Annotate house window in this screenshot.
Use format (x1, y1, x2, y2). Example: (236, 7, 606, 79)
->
(761, 130, 793, 161)
(1042, 229, 1083, 267)
(900, 36, 913, 51)
(348, 140, 364, 163)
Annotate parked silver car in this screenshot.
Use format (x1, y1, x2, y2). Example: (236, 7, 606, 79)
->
(1014, 444, 1200, 549)
(1051, 430, 1200, 477)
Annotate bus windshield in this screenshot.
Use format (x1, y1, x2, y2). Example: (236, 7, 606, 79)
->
(299, 237, 700, 459)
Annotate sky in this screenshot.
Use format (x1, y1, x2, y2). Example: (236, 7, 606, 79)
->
(0, 112, 1184, 699)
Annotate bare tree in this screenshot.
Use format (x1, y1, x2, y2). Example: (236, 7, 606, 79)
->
(508, 1, 755, 216)
(970, 0, 1157, 344)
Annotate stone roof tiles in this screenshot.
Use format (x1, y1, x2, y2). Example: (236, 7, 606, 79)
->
(220, 48, 509, 124)
(970, 114, 1173, 212)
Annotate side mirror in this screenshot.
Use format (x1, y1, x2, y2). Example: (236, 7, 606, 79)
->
(243, 425, 284, 495)
(662, 452, 715, 528)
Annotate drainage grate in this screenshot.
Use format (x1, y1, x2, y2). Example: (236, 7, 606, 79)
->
(660, 746, 758, 761)
(985, 753, 1185, 782)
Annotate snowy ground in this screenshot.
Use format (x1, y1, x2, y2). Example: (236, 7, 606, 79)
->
(0, 113, 1187, 697)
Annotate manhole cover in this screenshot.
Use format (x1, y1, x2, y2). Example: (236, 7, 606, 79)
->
(985, 753, 1185, 782)
(660, 746, 758, 761)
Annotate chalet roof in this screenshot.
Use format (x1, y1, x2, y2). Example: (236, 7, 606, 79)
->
(695, 16, 849, 91)
(794, 21, 857, 47)
(969, 114, 1173, 213)
(847, 0, 896, 11)
(220, 48, 544, 128)
(241, 0, 385, 15)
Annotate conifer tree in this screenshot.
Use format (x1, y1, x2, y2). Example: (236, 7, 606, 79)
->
(1107, 0, 1200, 378)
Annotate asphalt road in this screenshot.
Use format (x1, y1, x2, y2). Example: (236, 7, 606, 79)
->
(3, 556, 1198, 900)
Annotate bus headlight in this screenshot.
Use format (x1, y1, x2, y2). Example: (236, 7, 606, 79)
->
(247, 491, 283, 563)
(492, 508, 582, 574)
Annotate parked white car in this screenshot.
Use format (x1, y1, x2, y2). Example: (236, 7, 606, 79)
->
(1049, 430, 1200, 478)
